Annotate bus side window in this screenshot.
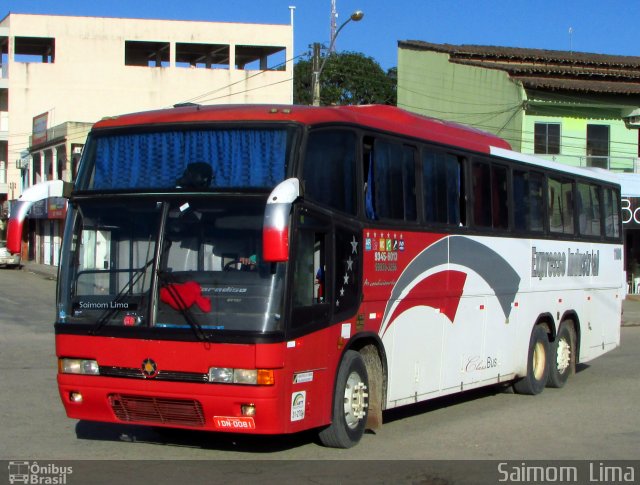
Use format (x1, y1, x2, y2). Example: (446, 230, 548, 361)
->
(422, 150, 464, 226)
(513, 170, 545, 232)
(291, 210, 331, 330)
(577, 182, 601, 237)
(491, 165, 508, 229)
(604, 187, 620, 238)
(293, 230, 327, 308)
(548, 177, 575, 235)
(302, 130, 357, 215)
(365, 137, 417, 222)
(472, 159, 508, 230)
(472, 161, 492, 227)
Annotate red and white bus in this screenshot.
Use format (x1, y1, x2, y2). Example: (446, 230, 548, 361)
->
(8, 104, 624, 448)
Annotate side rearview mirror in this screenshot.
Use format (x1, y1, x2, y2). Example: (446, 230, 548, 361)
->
(262, 178, 300, 262)
(6, 180, 73, 254)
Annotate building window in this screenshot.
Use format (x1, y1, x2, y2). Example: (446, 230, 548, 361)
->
(235, 45, 286, 70)
(14, 37, 55, 63)
(175, 43, 230, 69)
(587, 124, 610, 169)
(124, 41, 170, 67)
(534, 123, 560, 155)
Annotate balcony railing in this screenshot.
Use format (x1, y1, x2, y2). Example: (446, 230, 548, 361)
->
(536, 154, 640, 173)
(28, 123, 73, 147)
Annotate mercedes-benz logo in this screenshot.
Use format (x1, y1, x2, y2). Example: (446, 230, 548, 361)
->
(141, 358, 158, 378)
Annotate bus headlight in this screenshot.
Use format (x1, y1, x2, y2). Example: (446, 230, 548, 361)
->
(233, 369, 259, 385)
(208, 367, 234, 383)
(59, 358, 100, 375)
(208, 367, 274, 385)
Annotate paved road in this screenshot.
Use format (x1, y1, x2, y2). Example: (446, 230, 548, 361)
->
(1, 266, 639, 484)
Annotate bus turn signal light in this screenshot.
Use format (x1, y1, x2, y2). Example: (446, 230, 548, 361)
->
(257, 369, 275, 385)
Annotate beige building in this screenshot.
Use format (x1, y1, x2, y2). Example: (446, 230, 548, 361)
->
(0, 12, 294, 207)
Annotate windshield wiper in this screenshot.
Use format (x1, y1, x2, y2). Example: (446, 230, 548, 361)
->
(89, 257, 155, 335)
(158, 270, 211, 342)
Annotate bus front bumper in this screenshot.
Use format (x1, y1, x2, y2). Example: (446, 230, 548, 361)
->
(57, 374, 292, 435)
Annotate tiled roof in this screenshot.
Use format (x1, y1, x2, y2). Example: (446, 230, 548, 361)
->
(399, 40, 640, 95)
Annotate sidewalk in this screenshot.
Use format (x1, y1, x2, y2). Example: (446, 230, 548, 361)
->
(21, 260, 59, 280)
(18, 261, 640, 326)
(622, 294, 640, 327)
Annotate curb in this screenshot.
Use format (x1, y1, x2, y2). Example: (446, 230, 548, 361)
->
(21, 264, 57, 281)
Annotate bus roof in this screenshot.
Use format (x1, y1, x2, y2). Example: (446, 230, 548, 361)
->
(92, 104, 512, 155)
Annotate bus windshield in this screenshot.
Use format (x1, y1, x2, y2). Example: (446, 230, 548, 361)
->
(58, 196, 285, 337)
(76, 126, 295, 191)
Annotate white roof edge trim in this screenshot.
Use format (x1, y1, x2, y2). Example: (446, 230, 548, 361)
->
(614, 173, 640, 198)
(489, 146, 620, 186)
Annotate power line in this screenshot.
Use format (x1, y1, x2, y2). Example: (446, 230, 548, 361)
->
(397, 100, 639, 159)
(178, 51, 307, 106)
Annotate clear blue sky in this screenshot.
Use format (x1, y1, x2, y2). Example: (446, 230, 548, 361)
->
(3, 0, 639, 70)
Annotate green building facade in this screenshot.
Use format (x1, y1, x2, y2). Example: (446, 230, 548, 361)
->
(398, 41, 640, 172)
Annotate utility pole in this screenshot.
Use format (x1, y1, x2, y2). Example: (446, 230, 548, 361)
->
(310, 10, 363, 106)
(568, 27, 574, 54)
(330, 0, 338, 54)
(312, 43, 322, 106)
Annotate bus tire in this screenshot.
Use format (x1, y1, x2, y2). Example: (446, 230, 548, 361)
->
(513, 325, 549, 395)
(547, 322, 576, 388)
(318, 350, 369, 448)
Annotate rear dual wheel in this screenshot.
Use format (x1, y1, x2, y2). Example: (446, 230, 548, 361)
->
(547, 323, 576, 388)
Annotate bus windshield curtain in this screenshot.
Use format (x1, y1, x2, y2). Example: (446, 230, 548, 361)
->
(92, 129, 287, 190)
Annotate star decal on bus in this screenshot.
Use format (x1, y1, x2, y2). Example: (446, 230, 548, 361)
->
(350, 236, 358, 254)
(336, 235, 359, 309)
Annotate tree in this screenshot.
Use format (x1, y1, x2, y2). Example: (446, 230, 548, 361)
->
(293, 51, 396, 106)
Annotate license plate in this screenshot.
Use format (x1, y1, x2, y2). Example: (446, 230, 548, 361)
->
(213, 416, 256, 430)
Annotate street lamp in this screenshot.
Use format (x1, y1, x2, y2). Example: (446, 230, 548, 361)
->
(311, 10, 364, 106)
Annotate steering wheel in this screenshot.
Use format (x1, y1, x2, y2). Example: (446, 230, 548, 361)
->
(223, 259, 241, 271)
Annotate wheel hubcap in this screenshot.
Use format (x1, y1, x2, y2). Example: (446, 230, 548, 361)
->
(532, 341, 546, 381)
(343, 371, 368, 429)
(556, 337, 571, 374)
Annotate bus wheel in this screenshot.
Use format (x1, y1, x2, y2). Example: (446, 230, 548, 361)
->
(318, 350, 369, 448)
(547, 323, 575, 388)
(513, 325, 549, 395)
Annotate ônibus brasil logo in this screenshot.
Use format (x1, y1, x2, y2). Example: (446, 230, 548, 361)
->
(8, 461, 73, 484)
